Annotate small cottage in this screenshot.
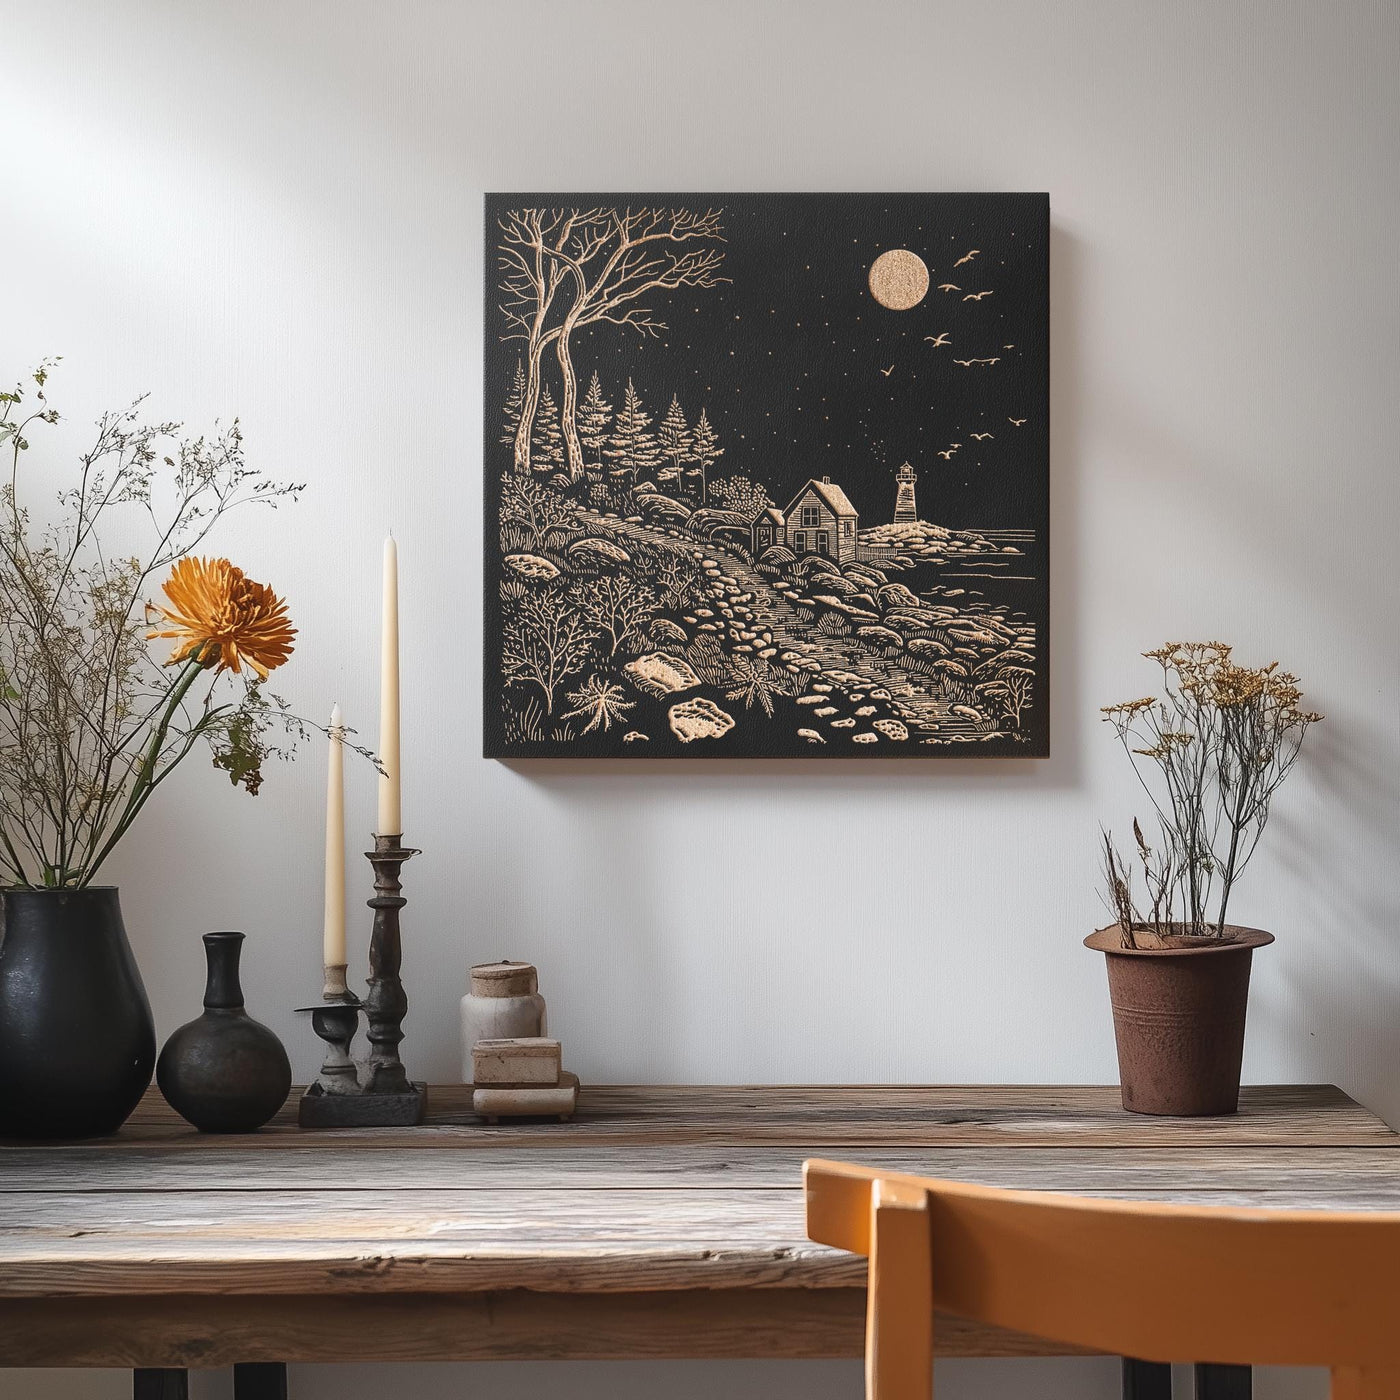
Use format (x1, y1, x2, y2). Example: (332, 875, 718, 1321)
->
(751, 506, 787, 556)
(782, 476, 859, 563)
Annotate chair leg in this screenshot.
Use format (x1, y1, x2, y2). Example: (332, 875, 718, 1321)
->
(133, 1371, 188, 1400)
(1123, 1359, 1171, 1399)
(1196, 1364, 1251, 1399)
(865, 1178, 933, 1400)
(234, 1362, 289, 1400)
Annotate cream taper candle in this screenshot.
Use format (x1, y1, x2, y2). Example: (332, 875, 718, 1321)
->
(377, 535, 402, 836)
(323, 703, 346, 973)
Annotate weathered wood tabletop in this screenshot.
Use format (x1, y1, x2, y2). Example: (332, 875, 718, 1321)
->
(0, 1084, 1394, 1369)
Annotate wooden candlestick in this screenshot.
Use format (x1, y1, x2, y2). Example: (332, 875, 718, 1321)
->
(363, 834, 416, 1096)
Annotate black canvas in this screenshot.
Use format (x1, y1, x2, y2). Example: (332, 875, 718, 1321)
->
(484, 193, 1049, 759)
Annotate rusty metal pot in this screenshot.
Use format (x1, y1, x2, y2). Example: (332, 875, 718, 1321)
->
(1085, 924, 1274, 1117)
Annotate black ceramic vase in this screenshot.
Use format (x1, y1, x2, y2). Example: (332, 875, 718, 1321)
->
(0, 887, 157, 1139)
(157, 931, 291, 1133)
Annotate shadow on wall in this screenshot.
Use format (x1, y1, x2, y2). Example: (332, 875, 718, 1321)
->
(1264, 713, 1400, 1126)
(497, 225, 1086, 798)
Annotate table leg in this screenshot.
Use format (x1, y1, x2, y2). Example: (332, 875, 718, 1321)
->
(133, 1371, 188, 1400)
(1196, 1364, 1251, 1399)
(234, 1362, 289, 1399)
(1122, 1358, 1172, 1398)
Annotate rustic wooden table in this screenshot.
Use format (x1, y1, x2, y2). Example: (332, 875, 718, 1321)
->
(0, 1084, 1394, 1381)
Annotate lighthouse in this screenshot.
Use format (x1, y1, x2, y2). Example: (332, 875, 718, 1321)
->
(894, 461, 918, 523)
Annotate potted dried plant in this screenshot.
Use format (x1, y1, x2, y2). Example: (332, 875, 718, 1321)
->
(0, 364, 306, 1138)
(1090, 642, 1321, 1116)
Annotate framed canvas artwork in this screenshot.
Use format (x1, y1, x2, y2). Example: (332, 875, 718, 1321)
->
(483, 192, 1049, 758)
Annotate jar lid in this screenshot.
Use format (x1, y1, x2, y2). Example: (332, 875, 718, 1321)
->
(470, 961, 538, 997)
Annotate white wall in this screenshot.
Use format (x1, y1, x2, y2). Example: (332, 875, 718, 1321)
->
(2, 2, 1397, 1397)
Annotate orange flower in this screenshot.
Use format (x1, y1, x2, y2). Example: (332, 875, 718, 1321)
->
(147, 557, 295, 680)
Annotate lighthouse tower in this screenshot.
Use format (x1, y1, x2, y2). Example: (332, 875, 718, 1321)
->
(894, 461, 918, 524)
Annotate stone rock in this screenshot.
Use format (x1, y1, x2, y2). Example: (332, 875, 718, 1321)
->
(830, 717, 856, 729)
(951, 705, 984, 721)
(622, 731, 649, 743)
(797, 728, 826, 744)
(646, 621, 686, 646)
(813, 706, 838, 718)
(503, 553, 561, 580)
(567, 537, 631, 566)
(869, 688, 892, 700)
(623, 654, 701, 698)
(851, 732, 878, 744)
(855, 705, 877, 717)
(668, 697, 735, 743)
(874, 719, 909, 741)
(877, 582, 922, 611)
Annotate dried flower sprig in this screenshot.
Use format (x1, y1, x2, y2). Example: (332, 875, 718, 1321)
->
(1101, 641, 1321, 946)
(0, 363, 317, 889)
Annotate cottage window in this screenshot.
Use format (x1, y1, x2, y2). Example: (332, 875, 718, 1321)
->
(801, 506, 820, 528)
(843, 519, 854, 534)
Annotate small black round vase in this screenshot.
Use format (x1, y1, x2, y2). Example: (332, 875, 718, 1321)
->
(157, 931, 291, 1133)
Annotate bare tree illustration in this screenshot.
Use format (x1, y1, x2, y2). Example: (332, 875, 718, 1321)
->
(497, 207, 605, 474)
(574, 575, 657, 657)
(498, 208, 727, 480)
(995, 670, 1033, 728)
(501, 588, 598, 715)
(577, 370, 613, 470)
(498, 472, 578, 552)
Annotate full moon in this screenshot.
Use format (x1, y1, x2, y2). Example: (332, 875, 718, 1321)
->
(868, 249, 930, 310)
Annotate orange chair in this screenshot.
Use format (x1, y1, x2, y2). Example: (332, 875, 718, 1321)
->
(804, 1158, 1400, 1400)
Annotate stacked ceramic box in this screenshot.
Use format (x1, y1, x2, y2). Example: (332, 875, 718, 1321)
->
(460, 961, 579, 1121)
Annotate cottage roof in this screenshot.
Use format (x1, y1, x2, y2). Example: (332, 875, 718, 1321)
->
(758, 506, 785, 525)
(786, 478, 858, 519)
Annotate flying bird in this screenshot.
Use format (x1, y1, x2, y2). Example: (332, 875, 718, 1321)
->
(923, 333, 951, 347)
(976, 357, 1001, 365)
(954, 250, 981, 267)
(971, 432, 994, 441)
(953, 359, 975, 367)
(937, 448, 957, 460)
(1009, 417, 1027, 426)
(878, 364, 894, 377)
(937, 283, 961, 293)
(1003, 344, 1015, 349)
(963, 290, 993, 302)
(950, 443, 962, 449)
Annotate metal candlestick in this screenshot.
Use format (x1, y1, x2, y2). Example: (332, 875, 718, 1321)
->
(297, 833, 427, 1128)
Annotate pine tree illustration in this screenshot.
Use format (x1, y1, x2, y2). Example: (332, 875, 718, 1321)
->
(532, 383, 565, 476)
(501, 358, 527, 447)
(603, 378, 660, 483)
(688, 407, 724, 504)
(577, 370, 613, 468)
(656, 395, 692, 496)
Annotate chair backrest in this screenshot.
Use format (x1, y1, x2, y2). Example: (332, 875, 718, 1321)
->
(804, 1158, 1400, 1398)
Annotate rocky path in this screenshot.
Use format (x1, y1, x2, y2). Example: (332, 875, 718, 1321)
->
(582, 511, 998, 748)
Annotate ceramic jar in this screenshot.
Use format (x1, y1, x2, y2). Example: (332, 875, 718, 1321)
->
(460, 961, 547, 1081)
(156, 931, 292, 1133)
(0, 887, 156, 1139)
